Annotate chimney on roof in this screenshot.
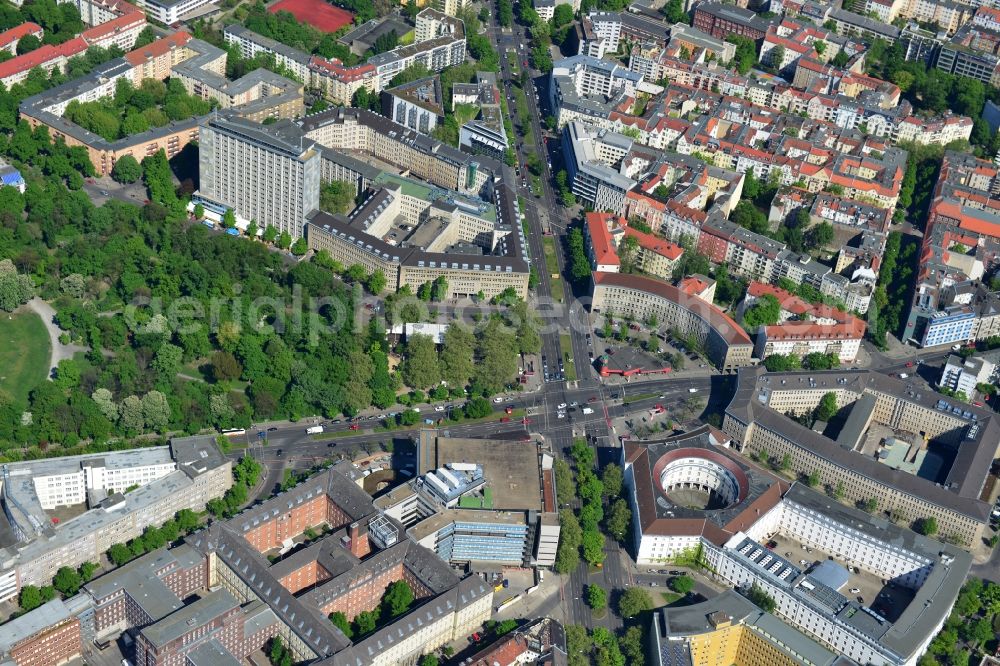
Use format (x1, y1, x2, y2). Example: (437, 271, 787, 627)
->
(349, 521, 370, 558)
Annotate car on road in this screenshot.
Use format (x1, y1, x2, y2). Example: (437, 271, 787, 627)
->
(557, 413, 565, 419)
(669, 570, 683, 575)
(100, 190, 110, 196)
(557, 403, 567, 409)
(570, 401, 578, 407)
(857, 596, 864, 604)
(494, 397, 504, 403)
(905, 361, 914, 367)
(267, 427, 278, 431)
(435, 406, 445, 412)
(588, 396, 597, 402)
(850, 587, 860, 594)
(276, 449, 283, 456)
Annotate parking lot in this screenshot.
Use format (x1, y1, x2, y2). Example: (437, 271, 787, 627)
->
(769, 534, 914, 621)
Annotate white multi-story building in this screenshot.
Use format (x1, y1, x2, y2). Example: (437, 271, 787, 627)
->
(31, 450, 175, 510)
(223, 25, 312, 82)
(0, 437, 232, 600)
(197, 115, 321, 241)
(623, 429, 971, 666)
(550, 54, 643, 101)
(939, 353, 995, 397)
(561, 121, 637, 213)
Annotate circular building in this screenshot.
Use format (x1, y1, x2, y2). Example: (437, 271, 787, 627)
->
(622, 425, 788, 564)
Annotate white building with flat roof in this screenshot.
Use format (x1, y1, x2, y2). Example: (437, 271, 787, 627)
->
(939, 353, 995, 398)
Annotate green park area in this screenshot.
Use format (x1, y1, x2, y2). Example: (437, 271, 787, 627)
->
(63, 78, 215, 142)
(560, 333, 577, 381)
(459, 487, 493, 508)
(543, 237, 564, 301)
(0, 311, 50, 406)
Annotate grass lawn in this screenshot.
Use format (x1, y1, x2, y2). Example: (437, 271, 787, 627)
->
(623, 392, 658, 405)
(542, 237, 559, 272)
(559, 333, 577, 381)
(0, 310, 50, 405)
(658, 591, 682, 606)
(543, 237, 565, 301)
(399, 29, 415, 45)
(370, 408, 526, 434)
(454, 103, 480, 126)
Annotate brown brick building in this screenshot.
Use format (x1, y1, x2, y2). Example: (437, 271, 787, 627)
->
(0, 599, 83, 666)
(693, 3, 772, 41)
(133, 590, 275, 666)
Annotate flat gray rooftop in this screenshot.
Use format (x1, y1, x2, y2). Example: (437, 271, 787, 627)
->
(141, 589, 239, 648)
(0, 598, 74, 653)
(416, 432, 543, 511)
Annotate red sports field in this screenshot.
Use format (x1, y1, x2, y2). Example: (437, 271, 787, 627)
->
(268, 0, 354, 33)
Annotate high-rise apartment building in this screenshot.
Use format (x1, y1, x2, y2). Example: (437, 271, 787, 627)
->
(198, 116, 321, 239)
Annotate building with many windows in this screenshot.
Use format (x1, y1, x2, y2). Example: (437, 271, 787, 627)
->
(939, 354, 996, 398)
(197, 115, 321, 241)
(19, 32, 302, 176)
(627, 427, 971, 666)
(379, 75, 445, 136)
(723, 367, 998, 546)
(650, 590, 844, 666)
(561, 121, 637, 212)
(0, 437, 231, 603)
(0, 597, 87, 666)
(376, 432, 561, 568)
(591, 271, 754, 371)
(692, 2, 773, 41)
(742, 282, 867, 364)
(622, 426, 789, 564)
(182, 458, 493, 665)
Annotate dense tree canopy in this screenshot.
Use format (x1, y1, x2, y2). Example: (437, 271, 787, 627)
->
(64, 78, 214, 142)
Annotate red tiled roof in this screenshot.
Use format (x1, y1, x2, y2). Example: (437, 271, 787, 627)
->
(0, 37, 87, 81)
(678, 275, 712, 295)
(309, 55, 375, 81)
(82, 11, 145, 44)
(469, 635, 529, 666)
(763, 319, 866, 340)
(124, 31, 191, 65)
(0, 23, 42, 50)
(586, 212, 621, 267)
(937, 200, 1000, 239)
(624, 225, 684, 260)
(748, 281, 865, 339)
(593, 271, 751, 345)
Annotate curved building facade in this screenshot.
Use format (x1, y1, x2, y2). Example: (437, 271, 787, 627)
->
(591, 271, 754, 371)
